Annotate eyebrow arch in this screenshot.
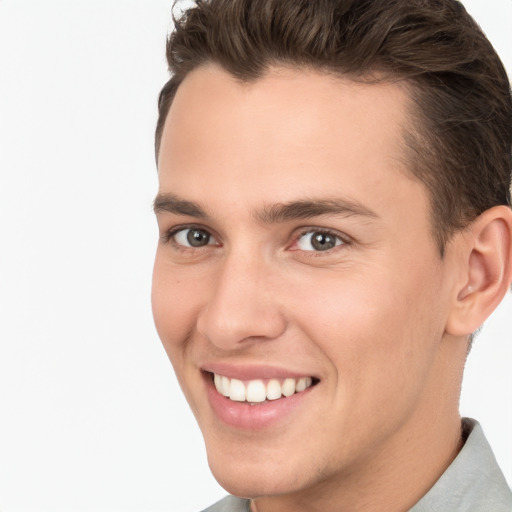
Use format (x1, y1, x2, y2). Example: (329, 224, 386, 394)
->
(153, 193, 379, 223)
(153, 193, 209, 218)
(257, 198, 380, 224)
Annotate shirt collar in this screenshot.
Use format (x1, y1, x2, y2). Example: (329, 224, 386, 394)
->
(409, 418, 512, 511)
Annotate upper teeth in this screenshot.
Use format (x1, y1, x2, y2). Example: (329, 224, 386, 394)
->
(213, 373, 313, 403)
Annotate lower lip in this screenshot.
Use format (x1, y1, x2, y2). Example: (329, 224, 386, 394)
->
(204, 373, 316, 430)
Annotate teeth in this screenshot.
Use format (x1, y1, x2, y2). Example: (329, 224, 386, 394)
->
(229, 378, 246, 401)
(213, 373, 315, 402)
(296, 377, 312, 392)
(266, 379, 282, 400)
(214, 373, 222, 393)
(221, 376, 230, 397)
(282, 378, 296, 397)
(246, 380, 267, 403)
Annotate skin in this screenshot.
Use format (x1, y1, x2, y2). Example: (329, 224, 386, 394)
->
(152, 65, 510, 511)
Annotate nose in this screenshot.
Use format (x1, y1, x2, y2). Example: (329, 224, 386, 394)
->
(196, 252, 287, 350)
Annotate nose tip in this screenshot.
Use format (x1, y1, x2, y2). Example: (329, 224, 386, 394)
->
(196, 265, 286, 350)
(197, 302, 286, 349)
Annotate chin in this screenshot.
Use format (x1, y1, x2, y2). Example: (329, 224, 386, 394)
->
(207, 451, 308, 499)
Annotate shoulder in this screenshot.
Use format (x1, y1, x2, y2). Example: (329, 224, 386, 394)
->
(410, 418, 512, 511)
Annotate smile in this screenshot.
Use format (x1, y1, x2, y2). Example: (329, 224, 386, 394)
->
(203, 368, 320, 429)
(213, 373, 315, 403)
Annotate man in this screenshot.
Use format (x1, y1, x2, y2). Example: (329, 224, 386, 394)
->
(151, 0, 512, 510)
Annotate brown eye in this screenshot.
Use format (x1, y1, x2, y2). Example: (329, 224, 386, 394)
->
(297, 231, 343, 252)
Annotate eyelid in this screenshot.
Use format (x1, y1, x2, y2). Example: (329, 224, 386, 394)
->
(162, 224, 221, 247)
(288, 227, 351, 253)
(160, 223, 350, 254)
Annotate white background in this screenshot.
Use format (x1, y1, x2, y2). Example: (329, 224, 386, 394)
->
(0, 1, 510, 510)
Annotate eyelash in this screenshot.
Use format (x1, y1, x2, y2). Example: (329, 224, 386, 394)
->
(162, 225, 350, 255)
(289, 227, 349, 254)
(162, 224, 219, 250)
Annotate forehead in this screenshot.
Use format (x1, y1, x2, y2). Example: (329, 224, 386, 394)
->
(157, 65, 424, 223)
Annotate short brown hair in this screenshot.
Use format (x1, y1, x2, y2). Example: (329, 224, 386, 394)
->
(155, 0, 512, 252)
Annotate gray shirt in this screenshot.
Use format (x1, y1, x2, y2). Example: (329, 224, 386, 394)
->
(202, 419, 511, 512)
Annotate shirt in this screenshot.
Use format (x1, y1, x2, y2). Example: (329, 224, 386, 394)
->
(201, 419, 512, 512)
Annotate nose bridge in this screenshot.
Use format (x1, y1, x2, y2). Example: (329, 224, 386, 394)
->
(197, 246, 285, 348)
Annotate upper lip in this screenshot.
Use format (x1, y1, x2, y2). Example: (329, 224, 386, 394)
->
(201, 362, 318, 381)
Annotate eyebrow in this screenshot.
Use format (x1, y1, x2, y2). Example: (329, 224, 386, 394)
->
(257, 198, 379, 223)
(153, 193, 209, 218)
(153, 193, 379, 223)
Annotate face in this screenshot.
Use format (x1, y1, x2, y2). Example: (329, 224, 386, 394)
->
(152, 66, 459, 499)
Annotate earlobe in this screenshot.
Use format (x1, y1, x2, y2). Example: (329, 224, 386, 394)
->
(446, 205, 512, 337)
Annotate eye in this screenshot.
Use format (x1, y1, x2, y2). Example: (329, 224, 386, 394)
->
(295, 230, 344, 252)
(172, 227, 217, 248)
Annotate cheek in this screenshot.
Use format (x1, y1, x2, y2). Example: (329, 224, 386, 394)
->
(151, 257, 212, 413)
(290, 263, 442, 401)
(151, 255, 200, 357)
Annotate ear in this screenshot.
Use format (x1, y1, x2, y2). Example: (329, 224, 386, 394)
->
(446, 205, 512, 336)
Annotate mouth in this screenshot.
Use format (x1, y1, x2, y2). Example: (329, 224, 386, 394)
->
(201, 365, 320, 429)
(208, 371, 319, 404)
